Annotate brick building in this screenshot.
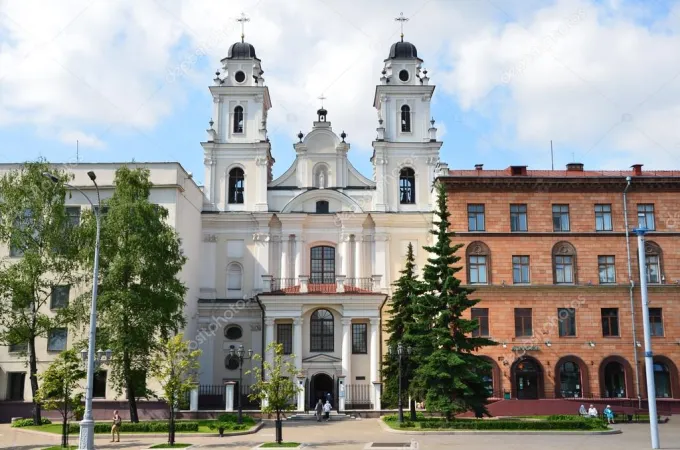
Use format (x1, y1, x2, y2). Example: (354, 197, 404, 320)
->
(437, 163, 680, 406)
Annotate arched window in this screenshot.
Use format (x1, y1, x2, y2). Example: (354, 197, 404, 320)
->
(654, 361, 672, 398)
(399, 168, 416, 204)
(316, 201, 329, 214)
(228, 168, 245, 204)
(552, 241, 576, 284)
(466, 242, 490, 284)
(310, 246, 335, 284)
(400, 105, 411, 132)
(310, 309, 334, 352)
(233, 106, 244, 133)
(644, 241, 662, 284)
(559, 361, 581, 398)
(227, 263, 242, 295)
(603, 361, 626, 398)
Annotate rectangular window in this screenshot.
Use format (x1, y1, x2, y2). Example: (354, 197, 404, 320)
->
(510, 204, 528, 232)
(50, 285, 70, 309)
(93, 370, 107, 398)
(514, 308, 533, 337)
(66, 206, 81, 227)
(646, 255, 661, 284)
(467, 204, 485, 231)
(129, 369, 147, 399)
(557, 308, 576, 337)
(601, 308, 620, 337)
(468, 255, 487, 284)
(9, 342, 27, 353)
(598, 256, 616, 284)
(471, 308, 489, 337)
(47, 328, 68, 352)
(554, 255, 574, 284)
(9, 209, 32, 257)
(7, 372, 26, 400)
(649, 308, 664, 337)
(277, 324, 293, 355)
(595, 204, 613, 231)
(637, 204, 655, 230)
(512, 256, 530, 284)
(552, 205, 570, 231)
(352, 323, 367, 354)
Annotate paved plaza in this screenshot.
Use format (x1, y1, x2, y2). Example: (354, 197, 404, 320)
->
(2, 419, 680, 450)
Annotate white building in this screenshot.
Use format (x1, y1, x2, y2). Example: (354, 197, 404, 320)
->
(0, 34, 446, 414)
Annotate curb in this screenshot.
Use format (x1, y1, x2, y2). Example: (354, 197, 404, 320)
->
(14, 421, 264, 439)
(143, 445, 199, 450)
(377, 419, 622, 435)
(252, 444, 303, 449)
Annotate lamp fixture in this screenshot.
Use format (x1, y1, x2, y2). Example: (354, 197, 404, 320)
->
(588, 341, 596, 348)
(545, 340, 552, 347)
(636, 341, 642, 348)
(502, 341, 507, 349)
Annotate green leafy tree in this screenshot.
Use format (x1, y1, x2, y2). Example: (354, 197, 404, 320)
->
(149, 333, 201, 446)
(382, 242, 424, 419)
(35, 349, 86, 448)
(412, 183, 496, 420)
(77, 167, 187, 422)
(0, 161, 84, 425)
(248, 343, 301, 444)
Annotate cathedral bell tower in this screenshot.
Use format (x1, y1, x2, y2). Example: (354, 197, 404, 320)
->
(371, 13, 442, 212)
(202, 13, 273, 212)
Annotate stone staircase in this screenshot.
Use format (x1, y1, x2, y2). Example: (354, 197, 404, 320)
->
(287, 411, 355, 421)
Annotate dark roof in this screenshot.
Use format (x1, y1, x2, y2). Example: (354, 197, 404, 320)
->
(388, 41, 418, 59)
(227, 41, 257, 59)
(446, 167, 680, 178)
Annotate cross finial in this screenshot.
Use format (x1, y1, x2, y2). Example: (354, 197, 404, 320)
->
(237, 12, 250, 43)
(395, 12, 408, 42)
(318, 94, 326, 108)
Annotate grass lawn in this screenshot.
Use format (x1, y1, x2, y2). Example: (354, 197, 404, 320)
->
(149, 444, 192, 449)
(41, 447, 77, 450)
(260, 443, 301, 448)
(26, 420, 255, 435)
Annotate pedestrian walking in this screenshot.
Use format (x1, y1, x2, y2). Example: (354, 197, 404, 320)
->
(110, 410, 122, 442)
(315, 399, 323, 422)
(323, 400, 332, 421)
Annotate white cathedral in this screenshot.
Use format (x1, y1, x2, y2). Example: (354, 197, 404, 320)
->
(0, 26, 447, 414)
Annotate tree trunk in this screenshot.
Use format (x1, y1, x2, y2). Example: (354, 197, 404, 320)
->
(409, 398, 417, 421)
(28, 337, 41, 425)
(168, 395, 175, 446)
(61, 412, 68, 448)
(123, 350, 139, 423)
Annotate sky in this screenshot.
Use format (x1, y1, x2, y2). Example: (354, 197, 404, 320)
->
(1, 0, 680, 186)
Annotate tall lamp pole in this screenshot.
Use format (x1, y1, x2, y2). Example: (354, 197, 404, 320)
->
(45, 171, 102, 450)
(633, 225, 660, 449)
(229, 345, 252, 424)
(390, 342, 412, 423)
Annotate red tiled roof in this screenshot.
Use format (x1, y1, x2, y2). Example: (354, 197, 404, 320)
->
(446, 168, 680, 178)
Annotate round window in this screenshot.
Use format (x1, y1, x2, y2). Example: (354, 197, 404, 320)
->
(398, 70, 409, 82)
(234, 71, 246, 83)
(225, 355, 240, 370)
(224, 325, 243, 340)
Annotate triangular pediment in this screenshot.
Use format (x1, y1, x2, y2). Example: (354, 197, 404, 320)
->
(302, 353, 342, 363)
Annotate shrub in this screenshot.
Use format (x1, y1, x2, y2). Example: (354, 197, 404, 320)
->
(208, 421, 249, 432)
(547, 414, 586, 421)
(216, 413, 255, 425)
(64, 421, 200, 434)
(389, 418, 607, 431)
(383, 412, 428, 422)
(11, 418, 52, 427)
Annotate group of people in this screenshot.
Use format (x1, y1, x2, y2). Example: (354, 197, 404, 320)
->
(314, 392, 333, 421)
(579, 404, 616, 423)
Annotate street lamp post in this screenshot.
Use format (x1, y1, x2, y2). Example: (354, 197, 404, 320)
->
(633, 225, 660, 449)
(389, 342, 412, 423)
(44, 171, 102, 450)
(229, 345, 253, 424)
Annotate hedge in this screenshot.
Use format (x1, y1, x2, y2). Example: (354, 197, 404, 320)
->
(11, 418, 52, 427)
(392, 419, 607, 431)
(65, 421, 199, 434)
(216, 413, 256, 425)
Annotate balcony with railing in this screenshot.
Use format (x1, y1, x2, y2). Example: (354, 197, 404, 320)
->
(263, 275, 382, 294)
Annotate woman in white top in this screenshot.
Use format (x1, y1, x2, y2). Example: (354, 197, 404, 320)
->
(588, 404, 598, 417)
(323, 400, 332, 421)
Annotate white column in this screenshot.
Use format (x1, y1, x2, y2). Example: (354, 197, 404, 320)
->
(262, 318, 275, 410)
(374, 234, 389, 289)
(373, 382, 382, 411)
(369, 318, 380, 383)
(293, 318, 303, 371)
(338, 376, 347, 411)
(341, 318, 352, 380)
(254, 233, 270, 290)
(294, 236, 303, 279)
(340, 235, 350, 277)
(296, 377, 306, 412)
(189, 385, 199, 412)
(197, 326, 215, 385)
(280, 236, 289, 280)
(225, 382, 235, 412)
(354, 236, 363, 279)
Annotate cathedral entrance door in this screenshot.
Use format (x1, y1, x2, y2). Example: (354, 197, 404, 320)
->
(310, 373, 334, 409)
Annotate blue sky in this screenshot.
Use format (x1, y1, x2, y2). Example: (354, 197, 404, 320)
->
(1, 0, 680, 187)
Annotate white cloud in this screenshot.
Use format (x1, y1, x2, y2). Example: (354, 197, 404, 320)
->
(58, 130, 105, 149)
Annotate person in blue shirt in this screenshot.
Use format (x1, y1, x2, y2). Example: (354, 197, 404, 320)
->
(604, 405, 615, 424)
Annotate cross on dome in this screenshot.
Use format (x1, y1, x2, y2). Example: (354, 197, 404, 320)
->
(237, 12, 250, 43)
(318, 94, 326, 109)
(395, 12, 408, 42)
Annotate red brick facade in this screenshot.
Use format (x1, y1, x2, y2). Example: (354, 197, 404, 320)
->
(439, 165, 680, 402)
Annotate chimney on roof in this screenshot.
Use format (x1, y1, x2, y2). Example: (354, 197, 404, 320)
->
(509, 165, 527, 176)
(631, 164, 643, 176)
(474, 164, 484, 171)
(566, 162, 584, 172)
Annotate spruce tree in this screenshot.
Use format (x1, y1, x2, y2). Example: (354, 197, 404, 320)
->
(382, 242, 423, 419)
(412, 183, 496, 420)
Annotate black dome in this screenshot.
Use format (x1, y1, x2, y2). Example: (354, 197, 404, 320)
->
(227, 41, 257, 59)
(388, 41, 418, 59)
